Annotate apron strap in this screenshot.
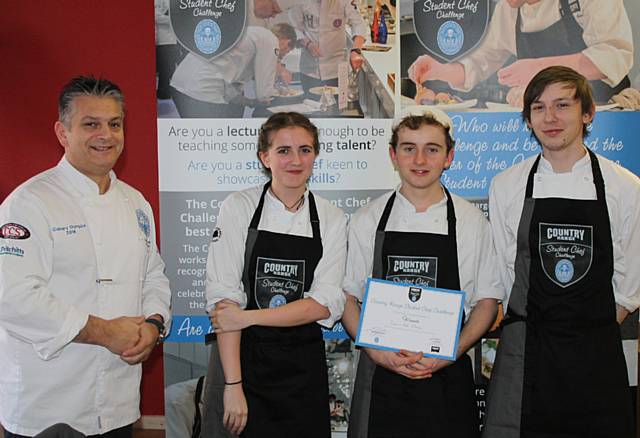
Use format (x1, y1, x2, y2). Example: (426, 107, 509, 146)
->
(372, 193, 396, 278)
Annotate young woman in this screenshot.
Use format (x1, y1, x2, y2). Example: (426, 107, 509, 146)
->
(202, 112, 347, 437)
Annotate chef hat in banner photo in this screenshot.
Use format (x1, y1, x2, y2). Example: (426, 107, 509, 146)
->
(170, 0, 246, 61)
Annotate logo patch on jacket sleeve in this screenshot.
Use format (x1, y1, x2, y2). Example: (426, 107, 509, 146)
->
(0, 223, 31, 240)
(136, 209, 151, 237)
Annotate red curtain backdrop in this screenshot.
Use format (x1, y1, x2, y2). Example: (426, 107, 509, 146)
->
(0, 0, 165, 415)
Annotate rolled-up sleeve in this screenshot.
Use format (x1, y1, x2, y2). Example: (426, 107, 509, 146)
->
(305, 207, 347, 327)
(342, 206, 376, 301)
(205, 193, 251, 312)
(0, 193, 88, 360)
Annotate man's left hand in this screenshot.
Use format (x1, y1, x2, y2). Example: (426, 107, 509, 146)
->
(120, 323, 159, 364)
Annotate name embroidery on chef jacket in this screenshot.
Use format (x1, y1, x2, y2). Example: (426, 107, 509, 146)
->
(539, 222, 593, 288)
(386, 255, 438, 287)
(254, 257, 306, 309)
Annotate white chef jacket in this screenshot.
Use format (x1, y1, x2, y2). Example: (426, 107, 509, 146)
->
(489, 151, 640, 312)
(170, 26, 278, 103)
(154, 0, 176, 45)
(288, 0, 367, 80)
(247, 0, 299, 27)
(343, 187, 504, 317)
(0, 157, 171, 436)
(206, 185, 347, 327)
(456, 0, 633, 92)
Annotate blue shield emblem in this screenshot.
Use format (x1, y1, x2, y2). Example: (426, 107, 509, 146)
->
(413, 0, 490, 63)
(170, 0, 246, 61)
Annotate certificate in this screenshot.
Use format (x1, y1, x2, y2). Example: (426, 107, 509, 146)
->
(355, 278, 465, 361)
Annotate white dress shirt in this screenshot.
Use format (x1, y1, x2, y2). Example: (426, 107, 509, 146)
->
(170, 26, 279, 103)
(343, 188, 504, 317)
(489, 151, 640, 312)
(456, 0, 633, 91)
(206, 185, 347, 327)
(0, 157, 171, 436)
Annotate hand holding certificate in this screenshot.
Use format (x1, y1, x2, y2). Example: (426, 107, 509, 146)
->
(355, 278, 465, 361)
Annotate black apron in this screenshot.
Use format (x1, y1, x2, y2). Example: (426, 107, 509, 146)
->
(515, 0, 629, 103)
(484, 150, 634, 437)
(349, 190, 478, 438)
(202, 182, 330, 438)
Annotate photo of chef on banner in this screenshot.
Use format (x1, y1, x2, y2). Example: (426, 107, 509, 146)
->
(156, 0, 398, 118)
(401, 0, 640, 111)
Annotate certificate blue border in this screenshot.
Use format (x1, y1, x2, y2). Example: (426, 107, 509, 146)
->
(355, 277, 466, 361)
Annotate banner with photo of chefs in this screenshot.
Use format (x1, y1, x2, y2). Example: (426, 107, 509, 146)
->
(156, 0, 640, 435)
(157, 0, 397, 119)
(401, 0, 640, 110)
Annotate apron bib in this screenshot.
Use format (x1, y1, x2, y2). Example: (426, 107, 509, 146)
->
(203, 182, 330, 438)
(484, 150, 634, 437)
(515, 0, 629, 103)
(349, 190, 478, 438)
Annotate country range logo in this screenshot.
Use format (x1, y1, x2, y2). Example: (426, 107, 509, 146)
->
(538, 223, 593, 288)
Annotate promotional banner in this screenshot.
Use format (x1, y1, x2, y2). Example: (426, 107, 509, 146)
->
(157, 0, 640, 436)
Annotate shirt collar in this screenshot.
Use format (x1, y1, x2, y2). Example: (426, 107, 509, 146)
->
(394, 184, 447, 213)
(57, 156, 118, 197)
(538, 147, 591, 174)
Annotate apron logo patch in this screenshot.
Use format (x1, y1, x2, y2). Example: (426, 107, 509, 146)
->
(255, 257, 305, 309)
(333, 18, 343, 28)
(408, 287, 422, 302)
(211, 227, 222, 242)
(555, 259, 574, 284)
(0, 223, 30, 240)
(136, 209, 150, 237)
(539, 223, 592, 288)
(386, 255, 437, 287)
(269, 294, 287, 308)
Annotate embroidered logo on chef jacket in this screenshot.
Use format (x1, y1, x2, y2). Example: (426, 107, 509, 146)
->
(136, 209, 151, 238)
(0, 245, 23, 257)
(386, 255, 437, 287)
(211, 227, 222, 242)
(302, 13, 319, 30)
(194, 19, 222, 55)
(0, 223, 30, 240)
(254, 257, 306, 309)
(539, 223, 593, 288)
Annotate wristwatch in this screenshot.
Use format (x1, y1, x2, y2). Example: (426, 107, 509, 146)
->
(145, 317, 166, 343)
(350, 48, 362, 55)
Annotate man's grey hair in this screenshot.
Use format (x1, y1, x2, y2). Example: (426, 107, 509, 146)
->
(58, 76, 125, 126)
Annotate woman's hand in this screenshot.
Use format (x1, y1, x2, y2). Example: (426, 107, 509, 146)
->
(210, 299, 250, 333)
(223, 384, 248, 435)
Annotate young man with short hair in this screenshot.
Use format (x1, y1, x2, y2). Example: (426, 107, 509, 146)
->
(342, 107, 503, 437)
(484, 65, 639, 437)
